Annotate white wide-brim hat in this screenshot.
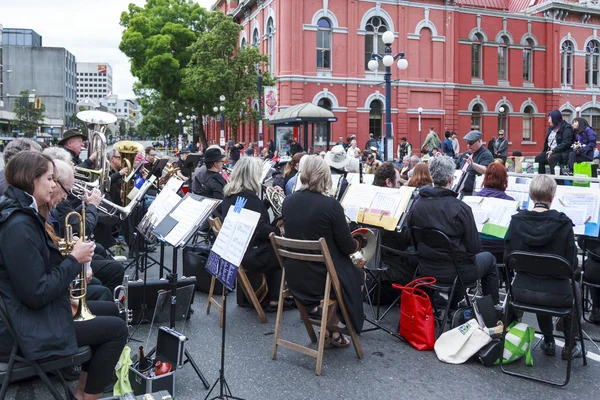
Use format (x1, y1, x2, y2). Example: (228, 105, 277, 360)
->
(325, 145, 350, 169)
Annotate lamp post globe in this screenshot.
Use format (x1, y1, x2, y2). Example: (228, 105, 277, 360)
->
(382, 55, 394, 67)
(397, 58, 408, 70)
(213, 106, 218, 113)
(219, 95, 226, 102)
(178, 112, 183, 117)
(367, 59, 379, 72)
(417, 107, 423, 114)
(499, 106, 505, 113)
(220, 105, 225, 112)
(382, 31, 395, 45)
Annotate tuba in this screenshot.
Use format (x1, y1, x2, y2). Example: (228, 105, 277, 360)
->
(75, 110, 115, 193)
(114, 275, 132, 325)
(113, 140, 144, 206)
(349, 227, 377, 268)
(58, 209, 96, 321)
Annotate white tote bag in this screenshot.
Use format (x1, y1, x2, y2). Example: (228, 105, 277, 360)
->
(434, 319, 492, 364)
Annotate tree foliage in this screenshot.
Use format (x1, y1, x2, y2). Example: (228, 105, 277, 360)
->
(12, 91, 46, 137)
(134, 85, 183, 140)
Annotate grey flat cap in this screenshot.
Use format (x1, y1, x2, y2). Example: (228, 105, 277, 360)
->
(464, 130, 482, 141)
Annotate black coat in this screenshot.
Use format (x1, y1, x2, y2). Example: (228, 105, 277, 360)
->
(407, 186, 481, 272)
(0, 186, 80, 360)
(542, 123, 575, 156)
(53, 200, 98, 238)
(108, 168, 123, 206)
(219, 191, 280, 270)
(63, 147, 93, 169)
(282, 191, 364, 333)
(195, 170, 227, 200)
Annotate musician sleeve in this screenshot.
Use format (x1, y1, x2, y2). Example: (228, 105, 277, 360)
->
(0, 220, 80, 309)
(331, 201, 359, 255)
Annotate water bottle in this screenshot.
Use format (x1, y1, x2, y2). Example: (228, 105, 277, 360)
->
(554, 164, 561, 176)
(115, 235, 123, 256)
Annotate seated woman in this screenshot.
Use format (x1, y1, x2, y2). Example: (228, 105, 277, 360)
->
(407, 156, 499, 304)
(282, 155, 364, 347)
(407, 163, 433, 189)
(568, 117, 597, 172)
(477, 162, 515, 263)
(218, 157, 291, 312)
(0, 152, 128, 400)
(534, 110, 574, 174)
(504, 174, 583, 360)
(578, 237, 600, 324)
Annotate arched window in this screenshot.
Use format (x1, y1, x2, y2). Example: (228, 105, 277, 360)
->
(471, 103, 483, 131)
(240, 37, 247, 48)
(252, 28, 260, 47)
(582, 107, 600, 133)
(369, 100, 383, 138)
(316, 98, 333, 151)
(364, 17, 388, 71)
(523, 38, 534, 82)
(266, 18, 275, 74)
(471, 33, 483, 79)
(317, 18, 332, 69)
(586, 40, 600, 87)
(522, 105, 533, 140)
(561, 40, 574, 86)
(561, 109, 573, 124)
(498, 106, 508, 135)
(317, 98, 332, 110)
(498, 35, 509, 81)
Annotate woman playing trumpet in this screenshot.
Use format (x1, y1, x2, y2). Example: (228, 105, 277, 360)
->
(0, 152, 127, 400)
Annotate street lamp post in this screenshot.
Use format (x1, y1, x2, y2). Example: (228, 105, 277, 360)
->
(175, 112, 185, 150)
(576, 106, 582, 117)
(186, 108, 198, 152)
(368, 31, 408, 161)
(257, 71, 263, 147)
(417, 107, 423, 151)
(213, 95, 226, 145)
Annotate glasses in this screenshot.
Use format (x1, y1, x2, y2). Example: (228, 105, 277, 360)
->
(112, 155, 122, 159)
(148, 153, 157, 157)
(465, 140, 477, 146)
(56, 180, 69, 195)
(498, 134, 504, 136)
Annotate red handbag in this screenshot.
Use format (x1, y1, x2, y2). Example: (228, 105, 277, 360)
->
(392, 277, 436, 351)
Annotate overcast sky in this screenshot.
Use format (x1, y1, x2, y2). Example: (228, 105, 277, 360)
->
(0, 0, 215, 99)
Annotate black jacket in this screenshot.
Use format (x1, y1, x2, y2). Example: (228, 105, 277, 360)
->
(107, 168, 124, 206)
(0, 186, 80, 360)
(407, 186, 481, 269)
(53, 200, 99, 238)
(195, 170, 227, 200)
(543, 123, 575, 155)
(63, 147, 93, 169)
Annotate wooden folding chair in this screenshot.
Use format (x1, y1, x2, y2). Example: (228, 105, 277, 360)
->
(206, 216, 268, 325)
(269, 232, 364, 376)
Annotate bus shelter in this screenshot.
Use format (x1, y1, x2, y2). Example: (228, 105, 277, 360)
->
(268, 102, 337, 155)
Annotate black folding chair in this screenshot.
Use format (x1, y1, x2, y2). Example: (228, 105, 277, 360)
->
(501, 251, 587, 386)
(411, 227, 478, 337)
(0, 300, 92, 400)
(578, 237, 600, 324)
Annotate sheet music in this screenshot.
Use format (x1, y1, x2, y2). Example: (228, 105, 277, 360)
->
(370, 192, 401, 217)
(163, 176, 184, 193)
(163, 197, 218, 246)
(344, 204, 360, 222)
(362, 174, 375, 185)
(472, 209, 489, 232)
(211, 206, 260, 266)
(345, 173, 361, 185)
(147, 190, 182, 227)
(463, 196, 519, 232)
(329, 174, 342, 197)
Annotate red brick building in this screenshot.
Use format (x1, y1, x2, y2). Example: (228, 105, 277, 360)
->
(210, 0, 600, 156)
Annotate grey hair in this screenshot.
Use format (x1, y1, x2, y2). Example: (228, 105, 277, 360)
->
(529, 175, 557, 203)
(53, 159, 74, 185)
(3, 138, 42, 164)
(409, 155, 420, 166)
(43, 146, 72, 164)
(403, 155, 411, 162)
(428, 156, 456, 187)
(300, 155, 332, 194)
(223, 156, 261, 197)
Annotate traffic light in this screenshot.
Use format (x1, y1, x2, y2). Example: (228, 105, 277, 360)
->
(133, 111, 137, 118)
(33, 97, 42, 110)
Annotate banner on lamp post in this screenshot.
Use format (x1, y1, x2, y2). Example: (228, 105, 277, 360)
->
(264, 86, 278, 118)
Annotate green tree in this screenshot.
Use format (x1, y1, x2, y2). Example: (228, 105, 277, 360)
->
(182, 11, 275, 144)
(118, 120, 128, 137)
(12, 91, 46, 137)
(134, 85, 182, 143)
(69, 106, 89, 137)
(128, 124, 137, 138)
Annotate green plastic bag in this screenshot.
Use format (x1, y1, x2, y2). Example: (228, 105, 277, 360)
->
(573, 162, 593, 187)
(495, 321, 535, 366)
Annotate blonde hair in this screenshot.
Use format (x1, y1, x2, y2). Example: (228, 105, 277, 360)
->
(299, 155, 332, 194)
(224, 156, 261, 197)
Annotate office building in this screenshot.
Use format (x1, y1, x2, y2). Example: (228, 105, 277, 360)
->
(76, 62, 113, 101)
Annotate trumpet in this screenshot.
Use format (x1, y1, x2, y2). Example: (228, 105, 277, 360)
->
(114, 275, 132, 325)
(58, 208, 96, 321)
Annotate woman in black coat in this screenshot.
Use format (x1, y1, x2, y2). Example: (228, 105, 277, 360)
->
(534, 110, 574, 174)
(0, 152, 127, 400)
(282, 155, 364, 347)
(219, 157, 291, 311)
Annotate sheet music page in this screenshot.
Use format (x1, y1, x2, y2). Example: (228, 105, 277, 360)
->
(555, 204, 588, 235)
(370, 193, 401, 217)
(345, 173, 360, 185)
(341, 184, 379, 209)
(548, 186, 600, 232)
(147, 190, 182, 227)
(344, 204, 360, 222)
(471, 209, 490, 232)
(211, 206, 260, 266)
(362, 174, 375, 185)
(505, 190, 529, 207)
(463, 197, 518, 231)
(163, 177, 184, 193)
(164, 197, 216, 246)
(558, 193, 599, 224)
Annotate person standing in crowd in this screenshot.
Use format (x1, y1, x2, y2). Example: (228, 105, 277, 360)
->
(504, 175, 584, 359)
(193, 148, 227, 200)
(365, 133, 377, 152)
(487, 136, 496, 152)
(289, 139, 304, 156)
(58, 129, 95, 168)
(421, 126, 441, 155)
(534, 110, 574, 174)
(457, 130, 494, 194)
(451, 132, 460, 157)
(442, 131, 455, 158)
(569, 117, 597, 171)
(407, 156, 500, 304)
(492, 130, 508, 163)
(346, 139, 360, 158)
(0, 138, 42, 196)
(229, 142, 242, 166)
(282, 155, 365, 346)
(397, 136, 412, 160)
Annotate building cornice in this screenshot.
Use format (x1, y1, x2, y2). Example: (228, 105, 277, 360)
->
(524, 1, 600, 18)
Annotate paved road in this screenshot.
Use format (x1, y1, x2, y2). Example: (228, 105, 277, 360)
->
(4, 244, 600, 399)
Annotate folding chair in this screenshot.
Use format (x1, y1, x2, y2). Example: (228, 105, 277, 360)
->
(578, 237, 600, 324)
(0, 300, 92, 400)
(269, 233, 364, 376)
(411, 227, 478, 337)
(206, 216, 268, 325)
(501, 251, 587, 386)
